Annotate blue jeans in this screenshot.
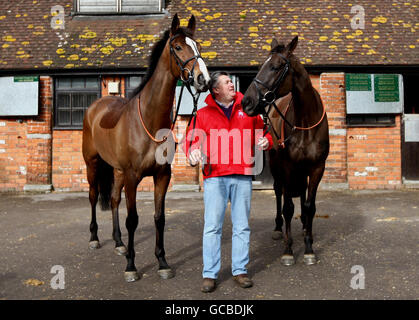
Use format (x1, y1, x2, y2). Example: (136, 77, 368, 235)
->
(202, 175, 252, 279)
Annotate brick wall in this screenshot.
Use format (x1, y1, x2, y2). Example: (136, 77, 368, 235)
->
(0, 120, 27, 191)
(0, 76, 52, 192)
(347, 117, 402, 189)
(52, 130, 87, 191)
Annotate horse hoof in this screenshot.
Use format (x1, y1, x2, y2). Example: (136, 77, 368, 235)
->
(157, 268, 174, 280)
(89, 241, 100, 250)
(124, 271, 140, 282)
(303, 254, 317, 265)
(281, 254, 295, 266)
(272, 231, 283, 240)
(114, 246, 127, 256)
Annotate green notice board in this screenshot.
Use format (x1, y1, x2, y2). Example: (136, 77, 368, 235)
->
(345, 73, 403, 114)
(346, 74, 371, 91)
(14, 76, 39, 82)
(374, 74, 399, 102)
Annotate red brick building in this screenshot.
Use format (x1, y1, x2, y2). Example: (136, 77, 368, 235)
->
(0, 0, 418, 192)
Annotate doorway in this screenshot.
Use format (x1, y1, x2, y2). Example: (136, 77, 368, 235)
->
(238, 73, 274, 189)
(402, 73, 419, 182)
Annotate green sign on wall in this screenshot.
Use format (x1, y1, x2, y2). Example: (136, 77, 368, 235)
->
(374, 75, 399, 102)
(14, 76, 39, 82)
(345, 74, 371, 91)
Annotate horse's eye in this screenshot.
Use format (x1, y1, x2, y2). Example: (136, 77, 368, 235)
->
(271, 65, 280, 72)
(175, 45, 182, 51)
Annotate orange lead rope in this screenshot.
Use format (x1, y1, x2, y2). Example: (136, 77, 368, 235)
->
(278, 98, 326, 148)
(294, 103, 326, 130)
(137, 97, 177, 144)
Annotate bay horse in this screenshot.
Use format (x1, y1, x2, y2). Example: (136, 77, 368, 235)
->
(242, 36, 329, 266)
(82, 14, 210, 282)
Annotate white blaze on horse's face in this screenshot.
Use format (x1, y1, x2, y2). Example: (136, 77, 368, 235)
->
(185, 37, 211, 85)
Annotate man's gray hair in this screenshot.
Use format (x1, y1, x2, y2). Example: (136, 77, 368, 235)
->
(209, 71, 231, 96)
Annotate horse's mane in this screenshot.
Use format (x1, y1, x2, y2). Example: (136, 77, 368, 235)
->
(129, 27, 193, 99)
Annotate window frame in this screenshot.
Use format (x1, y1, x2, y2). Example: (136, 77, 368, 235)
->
(346, 114, 396, 127)
(125, 75, 143, 99)
(74, 0, 164, 15)
(54, 76, 101, 130)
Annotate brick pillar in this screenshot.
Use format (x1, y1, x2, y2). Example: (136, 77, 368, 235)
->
(319, 72, 348, 189)
(24, 76, 53, 192)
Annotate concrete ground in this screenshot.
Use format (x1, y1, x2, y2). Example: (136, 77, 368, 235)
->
(0, 189, 418, 300)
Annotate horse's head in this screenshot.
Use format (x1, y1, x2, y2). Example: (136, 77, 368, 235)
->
(168, 14, 210, 92)
(242, 36, 298, 116)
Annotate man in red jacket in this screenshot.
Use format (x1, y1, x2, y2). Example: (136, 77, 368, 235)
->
(184, 71, 273, 293)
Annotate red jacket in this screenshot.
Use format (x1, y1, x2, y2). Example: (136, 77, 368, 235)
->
(183, 92, 273, 179)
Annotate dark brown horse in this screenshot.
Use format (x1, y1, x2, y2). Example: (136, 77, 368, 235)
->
(82, 14, 210, 282)
(242, 36, 329, 266)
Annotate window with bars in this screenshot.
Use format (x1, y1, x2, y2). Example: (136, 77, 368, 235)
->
(125, 76, 143, 99)
(76, 0, 163, 14)
(54, 77, 100, 129)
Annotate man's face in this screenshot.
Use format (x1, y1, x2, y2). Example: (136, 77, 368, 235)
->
(213, 75, 236, 102)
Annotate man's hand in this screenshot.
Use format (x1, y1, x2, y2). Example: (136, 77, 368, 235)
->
(189, 149, 202, 166)
(257, 136, 269, 150)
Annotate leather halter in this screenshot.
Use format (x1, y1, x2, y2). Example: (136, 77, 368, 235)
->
(137, 34, 202, 144)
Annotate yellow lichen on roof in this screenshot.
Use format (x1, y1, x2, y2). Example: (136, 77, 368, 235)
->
(372, 16, 388, 23)
(3, 35, 16, 42)
(79, 28, 97, 39)
(109, 38, 127, 47)
(201, 51, 217, 59)
(42, 60, 53, 66)
(100, 46, 114, 55)
(68, 54, 79, 61)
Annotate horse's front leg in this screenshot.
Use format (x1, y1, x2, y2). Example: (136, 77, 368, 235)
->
(281, 193, 295, 266)
(123, 172, 140, 282)
(111, 169, 127, 256)
(153, 165, 174, 279)
(302, 164, 325, 265)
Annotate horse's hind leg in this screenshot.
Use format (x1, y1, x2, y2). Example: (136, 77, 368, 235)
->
(300, 190, 307, 234)
(272, 178, 283, 240)
(111, 169, 127, 256)
(281, 193, 295, 266)
(86, 158, 100, 249)
(153, 166, 174, 279)
(302, 164, 325, 265)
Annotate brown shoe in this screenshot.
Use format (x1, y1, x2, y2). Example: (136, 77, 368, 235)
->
(233, 274, 253, 288)
(201, 278, 216, 293)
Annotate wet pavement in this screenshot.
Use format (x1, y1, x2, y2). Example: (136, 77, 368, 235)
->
(0, 189, 418, 300)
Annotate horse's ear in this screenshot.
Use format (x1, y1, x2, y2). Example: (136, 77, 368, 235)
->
(187, 15, 196, 35)
(171, 13, 180, 35)
(286, 36, 298, 55)
(270, 38, 279, 51)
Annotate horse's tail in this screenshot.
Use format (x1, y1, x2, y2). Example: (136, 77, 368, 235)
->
(97, 157, 114, 211)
